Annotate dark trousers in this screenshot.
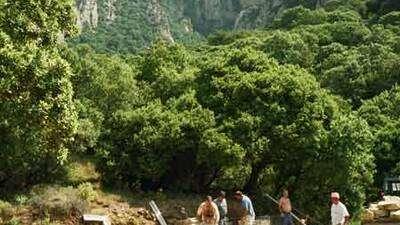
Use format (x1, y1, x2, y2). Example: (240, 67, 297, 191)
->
(282, 213, 293, 225)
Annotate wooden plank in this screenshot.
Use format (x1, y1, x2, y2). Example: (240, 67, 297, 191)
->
(149, 200, 168, 225)
(83, 214, 111, 225)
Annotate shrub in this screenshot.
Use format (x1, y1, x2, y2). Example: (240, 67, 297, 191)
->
(0, 200, 15, 221)
(14, 195, 29, 206)
(64, 160, 100, 185)
(77, 182, 97, 202)
(29, 186, 88, 221)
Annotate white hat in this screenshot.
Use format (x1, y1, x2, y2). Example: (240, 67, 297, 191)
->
(331, 192, 340, 199)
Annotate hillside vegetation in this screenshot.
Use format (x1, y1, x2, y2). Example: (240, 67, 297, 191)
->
(1, 0, 400, 224)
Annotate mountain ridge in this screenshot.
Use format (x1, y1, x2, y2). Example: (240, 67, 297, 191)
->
(72, 0, 325, 53)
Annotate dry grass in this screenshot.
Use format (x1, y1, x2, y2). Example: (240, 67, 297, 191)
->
(64, 156, 100, 186)
(1, 156, 208, 225)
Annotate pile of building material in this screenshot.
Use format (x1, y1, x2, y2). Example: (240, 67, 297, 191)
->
(83, 214, 111, 225)
(363, 196, 400, 222)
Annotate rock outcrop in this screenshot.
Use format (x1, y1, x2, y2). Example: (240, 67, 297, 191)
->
(363, 196, 400, 223)
(76, 0, 98, 29)
(72, 0, 331, 52)
(391, 210, 400, 221)
(182, 0, 289, 35)
(378, 196, 400, 211)
(104, 0, 117, 23)
(75, 0, 328, 37)
(148, 0, 175, 43)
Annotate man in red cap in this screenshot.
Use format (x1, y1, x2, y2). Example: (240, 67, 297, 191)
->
(330, 192, 349, 225)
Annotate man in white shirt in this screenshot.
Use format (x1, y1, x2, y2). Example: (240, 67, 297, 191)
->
(330, 192, 350, 225)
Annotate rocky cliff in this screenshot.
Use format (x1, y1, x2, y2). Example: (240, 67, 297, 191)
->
(184, 0, 287, 33)
(76, 0, 98, 29)
(74, 0, 291, 34)
(72, 0, 325, 53)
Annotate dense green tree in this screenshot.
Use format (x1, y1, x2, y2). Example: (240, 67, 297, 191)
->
(379, 11, 400, 34)
(207, 30, 256, 46)
(358, 86, 400, 187)
(72, 43, 241, 192)
(136, 42, 198, 102)
(98, 95, 244, 192)
(263, 31, 315, 68)
(369, 25, 400, 53)
(84, 43, 375, 220)
(272, 6, 362, 29)
(300, 22, 372, 46)
(195, 46, 373, 222)
(368, 0, 400, 15)
(380, 11, 400, 26)
(292, 114, 374, 221)
(63, 45, 150, 153)
(319, 44, 400, 106)
(0, 0, 77, 191)
(0, 0, 76, 45)
(324, 0, 368, 15)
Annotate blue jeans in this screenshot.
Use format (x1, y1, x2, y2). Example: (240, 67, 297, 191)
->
(282, 213, 293, 225)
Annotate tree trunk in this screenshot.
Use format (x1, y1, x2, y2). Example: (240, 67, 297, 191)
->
(243, 163, 263, 193)
(204, 168, 221, 190)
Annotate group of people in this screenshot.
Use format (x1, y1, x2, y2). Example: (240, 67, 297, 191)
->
(278, 190, 350, 225)
(197, 191, 255, 225)
(197, 190, 350, 225)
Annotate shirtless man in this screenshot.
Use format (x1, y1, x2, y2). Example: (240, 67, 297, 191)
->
(279, 189, 293, 225)
(198, 196, 220, 225)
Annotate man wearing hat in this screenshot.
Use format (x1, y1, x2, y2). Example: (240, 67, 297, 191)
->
(214, 191, 228, 225)
(330, 192, 349, 225)
(234, 191, 255, 225)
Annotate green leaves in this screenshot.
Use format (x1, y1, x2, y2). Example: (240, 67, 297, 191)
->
(79, 41, 376, 222)
(320, 44, 400, 106)
(199, 128, 244, 168)
(0, 0, 77, 46)
(263, 31, 315, 68)
(1, 1, 396, 222)
(358, 86, 400, 186)
(0, 0, 77, 191)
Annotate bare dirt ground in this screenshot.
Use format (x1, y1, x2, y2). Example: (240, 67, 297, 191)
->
(3, 158, 256, 225)
(12, 191, 160, 225)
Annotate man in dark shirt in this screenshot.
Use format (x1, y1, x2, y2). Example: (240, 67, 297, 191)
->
(214, 191, 228, 225)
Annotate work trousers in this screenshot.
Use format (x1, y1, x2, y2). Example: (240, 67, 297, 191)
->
(282, 213, 293, 225)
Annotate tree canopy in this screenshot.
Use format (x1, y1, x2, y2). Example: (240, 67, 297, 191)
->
(1, 1, 400, 224)
(0, 0, 77, 191)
